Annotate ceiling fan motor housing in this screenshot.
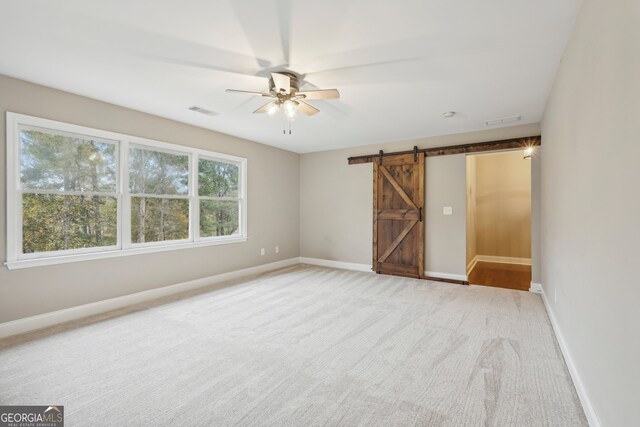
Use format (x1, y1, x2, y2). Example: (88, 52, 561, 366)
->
(269, 72, 299, 96)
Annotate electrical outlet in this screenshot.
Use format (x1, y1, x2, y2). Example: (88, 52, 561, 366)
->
(275, 246, 279, 253)
(260, 248, 265, 256)
(443, 206, 453, 215)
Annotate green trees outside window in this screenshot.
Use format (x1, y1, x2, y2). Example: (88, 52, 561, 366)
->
(129, 146, 190, 243)
(20, 129, 118, 253)
(198, 159, 240, 237)
(12, 116, 245, 262)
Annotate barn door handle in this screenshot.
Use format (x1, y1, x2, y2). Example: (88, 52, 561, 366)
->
(419, 207, 423, 222)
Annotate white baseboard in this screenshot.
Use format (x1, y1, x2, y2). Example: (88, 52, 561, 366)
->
(540, 287, 600, 427)
(0, 258, 299, 339)
(475, 255, 532, 265)
(424, 271, 468, 282)
(298, 257, 373, 273)
(301, 258, 471, 284)
(466, 255, 478, 275)
(529, 282, 542, 293)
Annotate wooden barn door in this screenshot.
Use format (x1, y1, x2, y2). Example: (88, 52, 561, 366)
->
(373, 152, 424, 278)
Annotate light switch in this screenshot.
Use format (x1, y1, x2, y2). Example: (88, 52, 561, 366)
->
(443, 206, 453, 215)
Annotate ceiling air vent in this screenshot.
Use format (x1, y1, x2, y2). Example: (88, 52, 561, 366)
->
(188, 106, 217, 116)
(485, 115, 522, 126)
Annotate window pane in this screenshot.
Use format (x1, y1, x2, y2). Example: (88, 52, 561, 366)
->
(20, 128, 117, 192)
(129, 147, 189, 195)
(22, 194, 117, 253)
(198, 159, 238, 198)
(200, 200, 239, 237)
(131, 197, 189, 243)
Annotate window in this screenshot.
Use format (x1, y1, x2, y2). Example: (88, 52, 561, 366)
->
(6, 112, 247, 269)
(198, 158, 240, 238)
(129, 146, 190, 244)
(19, 126, 119, 254)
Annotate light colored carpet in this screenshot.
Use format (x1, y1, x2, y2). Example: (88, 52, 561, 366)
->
(0, 265, 587, 426)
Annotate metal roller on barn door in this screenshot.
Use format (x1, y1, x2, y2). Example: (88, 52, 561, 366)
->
(372, 147, 425, 279)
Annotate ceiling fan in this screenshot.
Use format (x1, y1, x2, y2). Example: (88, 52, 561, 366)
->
(226, 72, 340, 120)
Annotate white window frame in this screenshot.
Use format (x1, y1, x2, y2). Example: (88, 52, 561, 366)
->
(5, 112, 248, 270)
(197, 155, 244, 241)
(126, 143, 193, 248)
(15, 124, 122, 259)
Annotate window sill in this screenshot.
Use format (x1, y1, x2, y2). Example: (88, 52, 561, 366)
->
(4, 236, 248, 270)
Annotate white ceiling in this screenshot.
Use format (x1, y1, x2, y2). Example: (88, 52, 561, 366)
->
(0, 0, 582, 153)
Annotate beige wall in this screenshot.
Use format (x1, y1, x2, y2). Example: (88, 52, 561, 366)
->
(541, 0, 639, 424)
(425, 153, 467, 276)
(471, 151, 531, 260)
(0, 75, 300, 323)
(300, 123, 540, 277)
(531, 152, 541, 283)
(465, 156, 478, 270)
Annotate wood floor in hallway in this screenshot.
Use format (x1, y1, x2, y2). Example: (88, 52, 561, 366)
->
(468, 261, 532, 291)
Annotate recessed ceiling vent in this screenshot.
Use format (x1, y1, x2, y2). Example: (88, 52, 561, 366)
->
(188, 106, 217, 116)
(485, 115, 522, 126)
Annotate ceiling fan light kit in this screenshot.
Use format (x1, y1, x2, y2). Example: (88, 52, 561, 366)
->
(226, 72, 340, 134)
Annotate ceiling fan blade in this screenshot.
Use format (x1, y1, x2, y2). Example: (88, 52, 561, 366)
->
(271, 72, 291, 94)
(294, 101, 320, 116)
(230, 1, 290, 69)
(276, 0, 292, 66)
(300, 36, 452, 85)
(40, 8, 268, 79)
(253, 101, 278, 114)
(297, 89, 340, 100)
(226, 89, 271, 96)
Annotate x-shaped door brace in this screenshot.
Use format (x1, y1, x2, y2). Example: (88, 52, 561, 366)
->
(377, 165, 419, 264)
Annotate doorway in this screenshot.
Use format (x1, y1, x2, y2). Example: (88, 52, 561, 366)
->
(466, 151, 532, 291)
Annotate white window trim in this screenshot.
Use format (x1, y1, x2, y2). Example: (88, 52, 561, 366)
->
(127, 143, 192, 247)
(5, 112, 248, 270)
(196, 155, 244, 240)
